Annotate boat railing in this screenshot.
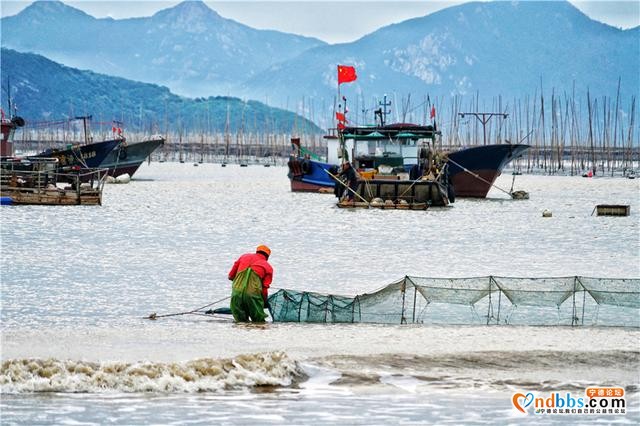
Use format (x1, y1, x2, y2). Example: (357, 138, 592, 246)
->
(1, 160, 109, 192)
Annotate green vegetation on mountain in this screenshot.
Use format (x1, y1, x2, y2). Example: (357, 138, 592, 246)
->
(1, 48, 322, 134)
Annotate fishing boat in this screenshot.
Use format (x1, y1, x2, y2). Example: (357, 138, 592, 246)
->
(0, 156, 108, 206)
(287, 138, 335, 192)
(36, 138, 123, 170)
(24, 116, 125, 172)
(288, 137, 529, 198)
(328, 123, 452, 208)
(446, 143, 530, 197)
(289, 66, 528, 199)
(1, 81, 26, 156)
(298, 123, 455, 210)
(99, 135, 165, 178)
(1, 111, 25, 156)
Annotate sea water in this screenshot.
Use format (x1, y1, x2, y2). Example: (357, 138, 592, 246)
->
(1, 163, 639, 425)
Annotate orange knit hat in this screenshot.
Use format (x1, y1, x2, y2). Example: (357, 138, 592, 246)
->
(256, 245, 271, 257)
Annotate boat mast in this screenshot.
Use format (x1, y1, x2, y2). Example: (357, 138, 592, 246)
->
(74, 115, 93, 144)
(224, 100, 230, 165)
(375, 95, 391, 127)
(458, 112, 508, 146)
(6, 76, 12, 117)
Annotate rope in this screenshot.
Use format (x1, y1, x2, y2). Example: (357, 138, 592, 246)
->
(145, 295, 231, 320)
(509, 173, 516, 193)
(112, 141, 125, 173)
(70, 145, 91, 169)
(397, 162, 446, 200)
(446, 156, 514, 197)
(323, 168, 370, 205)
(364, 179, 374, 199)
(397, 176, 422, 200)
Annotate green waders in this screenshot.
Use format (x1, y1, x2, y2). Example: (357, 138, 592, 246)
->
(230, 267, 266, 322)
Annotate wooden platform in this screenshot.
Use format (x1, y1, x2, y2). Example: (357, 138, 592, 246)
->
(595, 204, 630, 216)
(337, 201, 429, 210)
(1, 186, 103, 205)
(1, 158, 107, 206)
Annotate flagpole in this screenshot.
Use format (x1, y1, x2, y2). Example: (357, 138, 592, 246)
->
(337, 65, 344, 165)
(337, 65, 341, 117)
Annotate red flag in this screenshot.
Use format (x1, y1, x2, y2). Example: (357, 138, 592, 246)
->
(337, 65, 357, 84)
(337, 122, 346, 130)
(430, 105, 436, 119)
(335, 112, 347, 122)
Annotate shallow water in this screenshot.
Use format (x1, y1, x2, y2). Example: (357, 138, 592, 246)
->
(1, 163, 639, 424)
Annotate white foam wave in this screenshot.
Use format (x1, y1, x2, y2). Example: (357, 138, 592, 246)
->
(0, 352, 303, 394)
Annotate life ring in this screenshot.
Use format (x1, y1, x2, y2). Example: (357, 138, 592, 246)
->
(118, 146, 128, 160)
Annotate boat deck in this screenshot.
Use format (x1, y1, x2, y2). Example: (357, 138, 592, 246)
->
(336, 177, 450, 208)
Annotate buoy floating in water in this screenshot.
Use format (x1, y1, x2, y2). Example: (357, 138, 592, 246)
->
(115, 173, 131, 184)
(511, 190, 529, 199)
(106, 174, 131, 184)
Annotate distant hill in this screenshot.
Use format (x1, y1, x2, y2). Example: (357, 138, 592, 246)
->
(0, 48, 322, 134)
(0, 0, 325, 97)
(1, 0, 637, 122)
(242, 1, 639, 108)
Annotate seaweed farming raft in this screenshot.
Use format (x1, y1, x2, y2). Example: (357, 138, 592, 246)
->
(268, 276, 640, 327)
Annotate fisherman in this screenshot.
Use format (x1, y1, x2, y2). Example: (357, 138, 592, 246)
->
(329, 165, 342, 198)
(338, 161, 359, 202)
(228, 245, 273, 322)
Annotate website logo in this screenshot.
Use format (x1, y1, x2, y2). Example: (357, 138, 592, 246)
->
(512, 392, 535, 413)
(511, 387, 626, 415)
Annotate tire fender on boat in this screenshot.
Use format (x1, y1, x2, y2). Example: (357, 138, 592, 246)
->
(301, 159, 311, 174)
(287, 159, 303, 176)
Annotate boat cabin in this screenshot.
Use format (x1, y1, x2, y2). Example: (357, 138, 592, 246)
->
(331, 123, 441, 176)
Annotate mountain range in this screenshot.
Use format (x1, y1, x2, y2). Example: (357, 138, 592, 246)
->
(1, 0, 324, 97)
(0, 48, 322, 134)
(1, 0, 638, 125)
(242, 0, 639, 107)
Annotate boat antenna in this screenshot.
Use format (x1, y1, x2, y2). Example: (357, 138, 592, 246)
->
(338, 95, 348, 163)
(375, 94, 391, 126)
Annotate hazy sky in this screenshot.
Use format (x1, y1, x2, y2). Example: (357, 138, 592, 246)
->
(1, 1, 638, 43)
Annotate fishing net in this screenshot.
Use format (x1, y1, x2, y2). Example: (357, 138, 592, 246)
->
(578, 277, 640, 308)
(267, 276, 640, 326)
(270, 289, 361, 323)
